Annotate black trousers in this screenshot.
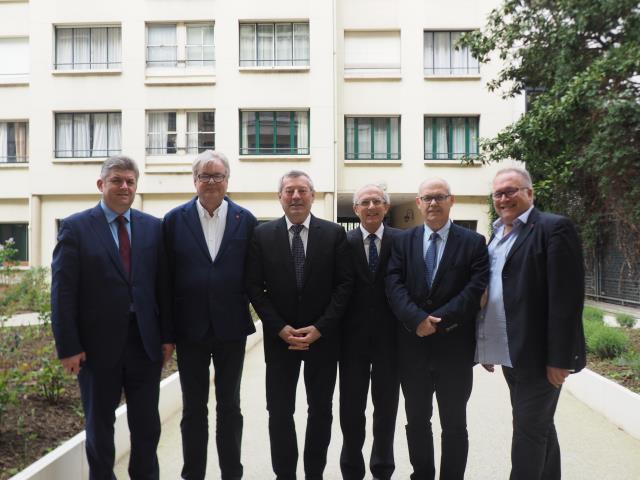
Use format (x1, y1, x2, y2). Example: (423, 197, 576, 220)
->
(78, 318, 162, 480)
(398, 339, 473, 480)
(339, 336, 399, 480)
(502, 366, 562, 480)
(265, 351, 338, 480)
(176, 337, 247, 480)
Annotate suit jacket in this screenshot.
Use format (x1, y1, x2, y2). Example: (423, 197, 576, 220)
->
(385, 222, 489, 366)
(51, 204, 172, 368)
(497, 208, 586, 371)
(342, 226, 400, 354)
(163, 196, 257, 342)
(245, 214, 353, 362)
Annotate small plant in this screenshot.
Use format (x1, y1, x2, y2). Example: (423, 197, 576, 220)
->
(586, 324, 629, 359)
(616, 313, 637, 329)
(0, 266, 51, 316)
(29, 348, 69, 404)
(614, 352, 640, 378)
(583, 306, 604, 324)
(0, 369, 19, 429)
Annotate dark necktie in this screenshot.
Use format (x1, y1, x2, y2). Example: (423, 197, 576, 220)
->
(367, 233, 379, 274)
(424, 232, 440, 288)
(290, 224, 305, 290)
(117, 215, 131, 277)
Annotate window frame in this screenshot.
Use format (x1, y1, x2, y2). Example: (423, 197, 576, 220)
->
(239, 22, 310, 68)
(344, 116, 401, 161)
(146, 22, 215, 69)
(54, 112, 121, 158)
(0, 223, 28, 262)
(423, 116, 479, 160)
(186, 111, 216, 153)
(423, 30, 480, 76)
(0, 121, 28, 163)
(239, 110, 310, 155)
(146, 110, 216, 156)
(54, 26, 122, 71)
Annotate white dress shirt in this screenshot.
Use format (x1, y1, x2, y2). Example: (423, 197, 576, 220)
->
(196, 198, 228, 261)
(360, 223, 384, 263)
(285, 214, 311, 254)
(422, 220, 451, 280)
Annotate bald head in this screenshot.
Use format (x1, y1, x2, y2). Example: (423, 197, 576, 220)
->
(418, 178, 451, 196)
(416, 177, 454, 231)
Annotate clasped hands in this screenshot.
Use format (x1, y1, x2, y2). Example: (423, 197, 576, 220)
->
(279, 325, 321, 350)
(416, 315, 441, 337)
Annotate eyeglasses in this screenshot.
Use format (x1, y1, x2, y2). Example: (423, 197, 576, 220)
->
(492, 187, 529, 200)
(108, 177, 136, 187)
(355, 198, 386, 208)
(418, 194, 450, 204)
(197, 173, 226, 184)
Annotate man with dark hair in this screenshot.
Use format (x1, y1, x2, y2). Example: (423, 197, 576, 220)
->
(51, 155, 174, 480)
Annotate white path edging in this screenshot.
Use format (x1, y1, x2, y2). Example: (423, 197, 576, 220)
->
(10, 321, 264, 480)
(565, 367, 640, 440)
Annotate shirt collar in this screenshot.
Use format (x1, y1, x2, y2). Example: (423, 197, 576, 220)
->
(100, 200, 131, 224)
(360, 223, 384, 241)
(197, 198, 227, 219)
(285, 214, 311, 231)
(423, 219, 451, 241)
(492, 205, 534, 231)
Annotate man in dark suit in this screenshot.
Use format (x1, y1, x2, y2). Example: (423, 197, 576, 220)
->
(386, 178, 489, 480)
(51, 155, 174, 480)
(476, 167, 585, 480)
(340, 184, 400, 480)
(163, 150, 257, 480)
(245, 170, 352, 480)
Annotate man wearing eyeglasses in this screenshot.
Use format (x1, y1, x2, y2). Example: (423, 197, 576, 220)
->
(476, 167, 585, 480)
(163, 150, 257, 480)
(339, 184, 400, 480)
(386, 178, 489, 480)
(245, 170, 352, 480)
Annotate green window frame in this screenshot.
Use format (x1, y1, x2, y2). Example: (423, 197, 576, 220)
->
(344, 116, 400, 160)
(0, 223, 28, 262)
(239, 111, 310, 155)
(424, 116, 479, 160)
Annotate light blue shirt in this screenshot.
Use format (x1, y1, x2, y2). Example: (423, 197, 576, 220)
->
(423, 219, 451, 279)
(100, 200, 131, 248)
(475, 206, 534, 366)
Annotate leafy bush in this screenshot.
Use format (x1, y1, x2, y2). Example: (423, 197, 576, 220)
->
(0, 267, 50, 316)
(583, 306, 604, 324)
(0, 369, 19, 428)
(586, 323, 629, 359)
(616, 313, 637, 329)
(614, 352, 640, 378)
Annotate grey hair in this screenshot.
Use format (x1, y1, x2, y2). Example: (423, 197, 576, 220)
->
(494, 167, 533, 188)
(278, 170, 315, 193)
(100, 155, 139, 180)
(417, 178, 452, 196)
(353, 184, 390, 206)
(192, 150, 230, 180)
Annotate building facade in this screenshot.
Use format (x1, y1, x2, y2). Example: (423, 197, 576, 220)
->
(0, 0, 523, 267)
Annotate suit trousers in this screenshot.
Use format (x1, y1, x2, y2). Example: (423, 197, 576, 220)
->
(78, 316, 162, 480)
(176, 336, 247, 480)
(502, 366, 562, 480)
(398, 336, 473, 480)
(339, 335, 399, 480)
(265, 349, 338, 480)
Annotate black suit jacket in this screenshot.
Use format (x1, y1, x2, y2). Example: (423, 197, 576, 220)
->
(385, 222, 489, 366)
(343, 226, 400, 353)
(51, 204, 172, 368)
(497, 208, 586, 371)
(245, 215, 353, 362)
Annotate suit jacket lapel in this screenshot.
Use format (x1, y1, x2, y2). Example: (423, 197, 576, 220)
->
(430, 224, 461, 292)
(276, 217, 297, 289)
(375, 227, 393, 281)
(412, 226, 429, 298)
(303, 215, 320, 287)
(349, 228, 371, 282)
(214, 198, 241, 263)
(505, 208, 538, 264)
(89, 204, 129, 282)
(130, 209, 144, 282)
(182, 197, 213, 263)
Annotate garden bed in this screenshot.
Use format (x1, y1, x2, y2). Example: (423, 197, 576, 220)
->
(586, 328, 640, 394)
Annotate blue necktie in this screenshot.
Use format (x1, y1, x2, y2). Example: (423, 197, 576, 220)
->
(367, 233, 379, 274)
(425, 232, 440, 288)
(290, 224, 305, 290)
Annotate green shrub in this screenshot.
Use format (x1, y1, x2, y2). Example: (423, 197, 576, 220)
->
(583, 306, 604, 324)
(586, 324, 629, 359)
(0, 267, 50, 315)
(616, 313, 637, 329)
(614, 352, 640, 378)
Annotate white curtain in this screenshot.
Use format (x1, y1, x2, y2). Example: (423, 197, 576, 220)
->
(73, 28, 91, 69)
(147, 25, 177, 67)
(296, 112, 308, 154)
(74, 114, 90, 157)
(239, 24, 256, 66)
(373, 118, 387, 159)
(109, 113, 121, 154)
(390, 117, 399, 158)
(0, 123, 7, 161)
(147, 112, 169, 154)
(275, 24, 293, 66)
(357, 119, 371, 159)
(452, 118, 466, 158)
(345, 118, 355, 158)
(91, 28, 108, 69)
(56, 115, 73, 157)
(469, 118, 478, 155)
(293, 23, 309, 66)
(56, 29, 73, 70)
(187, 24, 214, 66)
(345, 31, 400, 74)
(109, 27, 122, 68)
(92, 113, 108, 157)
(15, 123, 27, 161)
(433, 32, 450, 74)
(257, 24, 274, 66)
(436, 118, 448, 159)
(187, 112, 199, 152)
(450, 32, 466, 74)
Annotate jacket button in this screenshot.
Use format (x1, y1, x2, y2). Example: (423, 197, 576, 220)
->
(426, 300, 433, 305)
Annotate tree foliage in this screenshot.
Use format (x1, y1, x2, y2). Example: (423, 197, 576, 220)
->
(460, 0, 640, 255)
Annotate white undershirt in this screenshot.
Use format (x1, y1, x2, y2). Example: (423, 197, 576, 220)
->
(196, 198, 228, 261)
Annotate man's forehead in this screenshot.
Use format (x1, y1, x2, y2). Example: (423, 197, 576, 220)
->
(283, 178, 311, 189)
(108, 169, 136, 178)
(420, 181, 448, 194)
(493, 172, 522, 187)
(199, 160, 225, 172)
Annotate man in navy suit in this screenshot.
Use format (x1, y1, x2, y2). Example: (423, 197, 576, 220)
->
(476, 167, 585, 480)
(51, 155, 174, 480)
(340, 184, 400, 480)
(246, 170, 352, 480)
(386, 178, 489, 480)
(163, 150, 257, 480)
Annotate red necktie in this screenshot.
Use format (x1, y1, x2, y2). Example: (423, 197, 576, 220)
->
(116, 215, 131, 277)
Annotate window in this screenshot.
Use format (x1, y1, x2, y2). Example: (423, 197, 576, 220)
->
(54, 26, 121, 70)
(424, 31, 479, 76)
(240, 111, 309, 155)
(55, 112, 121, 158)
(424, 117, 478, 160)
(345, 117, 400, 160)
(0, 37, 29, 79)
(239, 23, 309, 67)
(147, 23, 215, 68)
(0, 223, 28, 262)
(0, 122, 28, 163)
(344, 31, 400, 76)
(146, 110, 215, 155)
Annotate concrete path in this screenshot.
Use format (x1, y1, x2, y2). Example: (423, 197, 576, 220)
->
(116, 340, 640, 479)
(1, 312, 41, 327)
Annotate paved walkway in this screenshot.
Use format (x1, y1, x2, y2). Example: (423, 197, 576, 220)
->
(115, 339, 640, 479)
